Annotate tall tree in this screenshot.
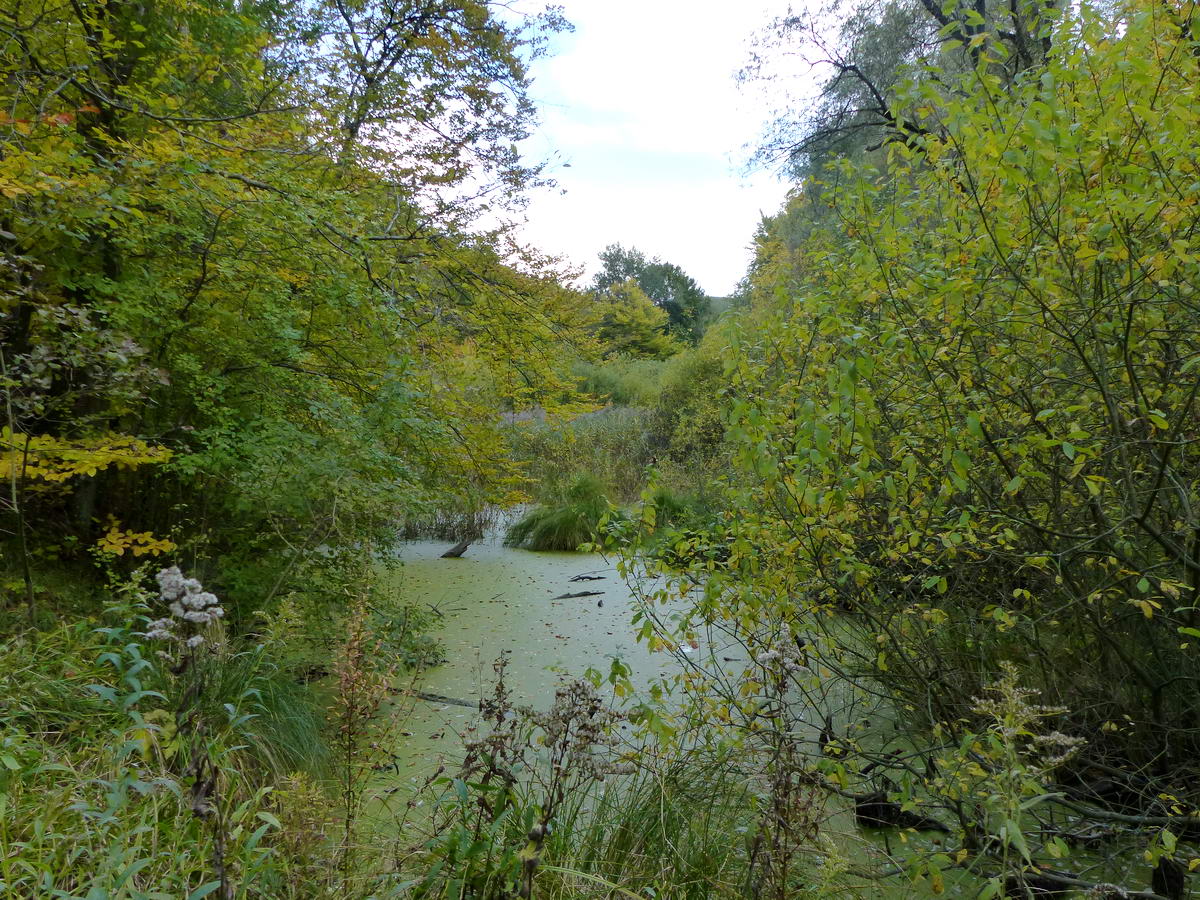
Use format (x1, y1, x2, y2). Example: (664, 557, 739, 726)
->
(592, 244, 708, 342)
(744, 0, 1058, 176)
(0, 0, 578, 600)
(586, 279, 680, 360)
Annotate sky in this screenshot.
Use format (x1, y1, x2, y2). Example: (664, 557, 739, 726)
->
(511, 0, 809, 297)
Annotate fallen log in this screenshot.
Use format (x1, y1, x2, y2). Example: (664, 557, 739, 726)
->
(392, 687, 478, 709)
(441, 538, 473, 558)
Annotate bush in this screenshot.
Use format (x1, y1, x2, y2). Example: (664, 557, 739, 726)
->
(504, 474, 611, 551)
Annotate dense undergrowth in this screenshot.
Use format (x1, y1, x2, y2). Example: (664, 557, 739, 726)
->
(6, 0, 1200, 895)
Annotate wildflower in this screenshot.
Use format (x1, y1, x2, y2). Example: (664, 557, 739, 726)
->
(143, 617, 176, 640)
(156, 566, 186, 601)
(183, 591, 218, 611)
(146, 567, 224, 651)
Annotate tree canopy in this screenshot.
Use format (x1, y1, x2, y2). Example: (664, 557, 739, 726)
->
(591, 243, 709, 342)
(0, 0, 577, 602)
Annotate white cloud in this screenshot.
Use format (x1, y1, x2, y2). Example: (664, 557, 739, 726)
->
(507, 0, 815, 295)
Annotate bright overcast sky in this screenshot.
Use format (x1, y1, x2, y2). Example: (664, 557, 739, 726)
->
(512, 0, 809, 297)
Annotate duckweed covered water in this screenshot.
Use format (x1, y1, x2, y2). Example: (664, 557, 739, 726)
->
(380, 537, 1154, 897)
(381, 534, 677, 796)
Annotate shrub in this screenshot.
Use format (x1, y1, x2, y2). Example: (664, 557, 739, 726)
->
(504, 475, 611, 551)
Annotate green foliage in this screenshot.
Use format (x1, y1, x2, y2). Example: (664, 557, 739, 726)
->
(157, 642, 330, 780)
(592, 244, 711, 341)
(648, 323, 736, 465)
(0, 593, 322, 897)
(734, 0, 1200, 757)
(0, 0, 578, 615)
(572, 358, 667, 407)
(586, 279, 682, 360)
(541, 752, 757, 899)
(504, 474, 611, 552)
(613, 0, 1200, 891)
(508, 407, 656, 504)
(745, 0, 1054, 176)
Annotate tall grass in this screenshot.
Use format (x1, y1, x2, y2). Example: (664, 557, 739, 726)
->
(158, 643, 330, 778)
(0, 611, 333, 897)
(504, 474, 610, 551)
(540, 752, 757, 899)
(399, 506, 499, 542)
(508, 407, 655, 504)
(573, 358, 667, 407)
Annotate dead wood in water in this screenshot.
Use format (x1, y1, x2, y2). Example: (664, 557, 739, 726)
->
(441, 538, 473, 558)
(392, 687, 479, 709)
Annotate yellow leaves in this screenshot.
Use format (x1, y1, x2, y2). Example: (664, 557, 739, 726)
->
(930, 866, 945, 894)
(1130, 597, 1161, 619)
(134, 708, 178, 759)
(0, 429, 171, 482)
(95, 520, 177, 558)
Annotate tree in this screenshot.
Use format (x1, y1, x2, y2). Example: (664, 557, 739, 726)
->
(0, 0, 578, 605)
(586, 279, 680, 360)
(744, 0, 1058, 177)
(626, 0, 1200, 890)
(295, 0, 570, 220)
(592, 244, 708, 341)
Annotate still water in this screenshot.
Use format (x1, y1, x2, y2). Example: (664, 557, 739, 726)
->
(378, 536, 1149, 897)
(381, 534, 677, 797)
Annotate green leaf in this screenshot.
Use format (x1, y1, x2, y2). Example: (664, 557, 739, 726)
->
(951, 449, 971, 479)
(187, 882, 224, 900)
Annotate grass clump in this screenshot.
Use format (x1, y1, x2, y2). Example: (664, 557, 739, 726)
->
(573, 358, 666, 407)
(504, 474, 610, 551)
(542, 753, 756, 899)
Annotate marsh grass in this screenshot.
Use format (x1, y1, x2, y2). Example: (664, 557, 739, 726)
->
(162, 643, 330, 779)
(504, 474, 612, 551)
(508, 407, 654, 505)
(400, 506, 499, 542)
(539, 752, 757, 899)
(573, 358, 667, 407)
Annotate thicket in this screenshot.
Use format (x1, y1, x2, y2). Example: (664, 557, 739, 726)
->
(0, 0, 602, 894)
(614, 0, 1200, 894)
(0, 0, 580, 616)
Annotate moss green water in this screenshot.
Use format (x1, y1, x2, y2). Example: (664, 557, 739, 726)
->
(381, 539, 1152, 897)
(381, 535, 678, 798)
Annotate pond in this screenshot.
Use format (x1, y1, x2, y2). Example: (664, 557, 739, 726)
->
(378, 534, 1153, 898)
(381, 533, 678, 798)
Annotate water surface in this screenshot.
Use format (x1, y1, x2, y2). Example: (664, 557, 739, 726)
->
(382, 535, 675, 796)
